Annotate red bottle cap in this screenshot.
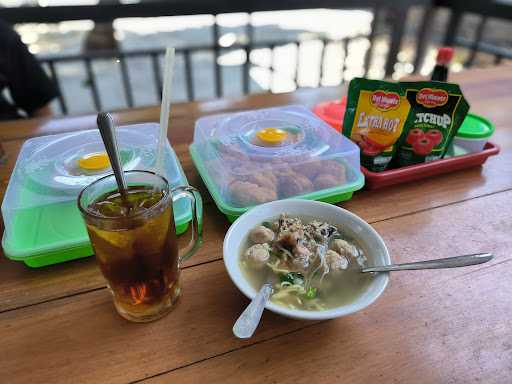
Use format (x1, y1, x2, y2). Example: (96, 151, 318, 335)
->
(436, 47, 454, 65)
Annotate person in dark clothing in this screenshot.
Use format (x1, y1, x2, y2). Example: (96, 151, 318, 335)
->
(0, 20, 59, 120)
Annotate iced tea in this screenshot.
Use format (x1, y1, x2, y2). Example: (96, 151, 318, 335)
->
(79, 171, 202, 323)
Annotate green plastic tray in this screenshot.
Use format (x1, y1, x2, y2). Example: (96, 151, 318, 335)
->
(2, 200, 190, 268)
(2, 127, 192, 268)
(190, 144, 364, 222)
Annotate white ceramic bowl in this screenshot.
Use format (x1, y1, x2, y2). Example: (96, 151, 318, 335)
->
(223, 199, 391, 320)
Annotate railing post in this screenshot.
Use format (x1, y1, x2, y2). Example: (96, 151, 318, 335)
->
(413, 6, 436, 74)
(243, 15, 253, 95)
(183, 50, 195, 101)
(47, 61, 68, 115)
(84, 58, 102, 111)
(443, 6, 463, 46)
(212, 17, 222, 98)
(118, 55, 134, 107)
(384, 3, 409, 78)
(465, 16, 488, 67)
(150, 52, 163, 100)
(364, 5, 381, 77)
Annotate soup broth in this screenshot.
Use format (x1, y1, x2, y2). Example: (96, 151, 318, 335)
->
(239, 214, 374, 311)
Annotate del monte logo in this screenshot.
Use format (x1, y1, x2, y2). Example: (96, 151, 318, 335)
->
(416, 88, 448, 108)
(370, 90, 400, 111)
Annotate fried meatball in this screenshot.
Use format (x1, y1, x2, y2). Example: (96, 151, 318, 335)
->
(293, 161, 318, 179)
(246, 172, 278, 191)
(245, 244, 271, 268)
(277, 172, 314, 198)
(313, 173, 342, 189)
(324, 161, 346, 177)
(249, 225, 275, 244)
(230, 180, 277, 206)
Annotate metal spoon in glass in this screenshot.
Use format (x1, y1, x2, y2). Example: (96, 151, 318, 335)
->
(232, 252, 493, 339)
(96, 112, 128, 202)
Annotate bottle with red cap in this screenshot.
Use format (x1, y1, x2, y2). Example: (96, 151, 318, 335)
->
(431, 47, 454, 82)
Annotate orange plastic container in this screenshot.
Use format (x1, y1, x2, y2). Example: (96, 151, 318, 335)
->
(313, 97, 347, 132)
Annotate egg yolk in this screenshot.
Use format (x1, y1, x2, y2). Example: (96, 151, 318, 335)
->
(77, 152, 110, 171)
(256, 127, 288, 145)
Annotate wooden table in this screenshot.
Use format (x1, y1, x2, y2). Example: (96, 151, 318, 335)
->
(1, 66, 511, 384)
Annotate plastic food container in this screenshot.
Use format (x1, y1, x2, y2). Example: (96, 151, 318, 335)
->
(312, 97, 347, 132)
(190, 105, 364, 222)
(1, 123, 192, 267)
(452, 113, 495, 153)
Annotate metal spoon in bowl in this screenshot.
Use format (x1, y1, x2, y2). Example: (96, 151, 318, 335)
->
(361, 252, 493, 273)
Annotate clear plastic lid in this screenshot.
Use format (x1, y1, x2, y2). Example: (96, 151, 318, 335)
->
(192, 105, 362, 208)
(2, 123, 189, 255)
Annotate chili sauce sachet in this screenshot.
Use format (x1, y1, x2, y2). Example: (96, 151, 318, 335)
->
(396, 81, 469, 166)
(343, 78, 413, 172)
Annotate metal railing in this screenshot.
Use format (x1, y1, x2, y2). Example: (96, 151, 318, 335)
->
(2, 0, 511, 114)
(38, 35, 370, 115)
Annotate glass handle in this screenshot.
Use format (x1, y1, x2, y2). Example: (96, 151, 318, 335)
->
(170, 185, 203, 262)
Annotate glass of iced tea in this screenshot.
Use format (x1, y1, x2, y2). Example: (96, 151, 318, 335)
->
(78, 170, 202, 323)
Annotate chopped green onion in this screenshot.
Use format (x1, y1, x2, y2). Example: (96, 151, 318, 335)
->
(279, 272, 304, 286)
(305, 287, 317, 299)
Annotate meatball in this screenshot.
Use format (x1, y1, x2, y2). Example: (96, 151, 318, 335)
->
(245, 243, 271, 268)
(293, 243, 312, 260)
(230, 180, 277, 206)
(290, 244, 312, 271)
(331, 239, 359, 259)
(249, 225, 275, 244)
(325, 250, 349, 271)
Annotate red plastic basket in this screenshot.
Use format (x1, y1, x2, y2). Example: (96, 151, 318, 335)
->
(361, 142, 500, 190)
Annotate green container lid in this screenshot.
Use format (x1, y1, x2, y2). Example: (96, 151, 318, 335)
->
(456, 113, 495, 139)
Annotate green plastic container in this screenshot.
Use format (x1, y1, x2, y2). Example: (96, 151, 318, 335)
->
(453, 113, 495, 153)
(190, 105, 365, 222)
(2, 123, 191, 268)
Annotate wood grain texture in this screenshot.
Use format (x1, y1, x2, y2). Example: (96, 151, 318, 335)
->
(143, 190, 512, 384)
(2, 190, 511, 384)
(147, 262, 512, 384)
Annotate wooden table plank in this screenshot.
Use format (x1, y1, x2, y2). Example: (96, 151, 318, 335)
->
(148, 260, 511, 384)
(2, 189, 510, 384)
